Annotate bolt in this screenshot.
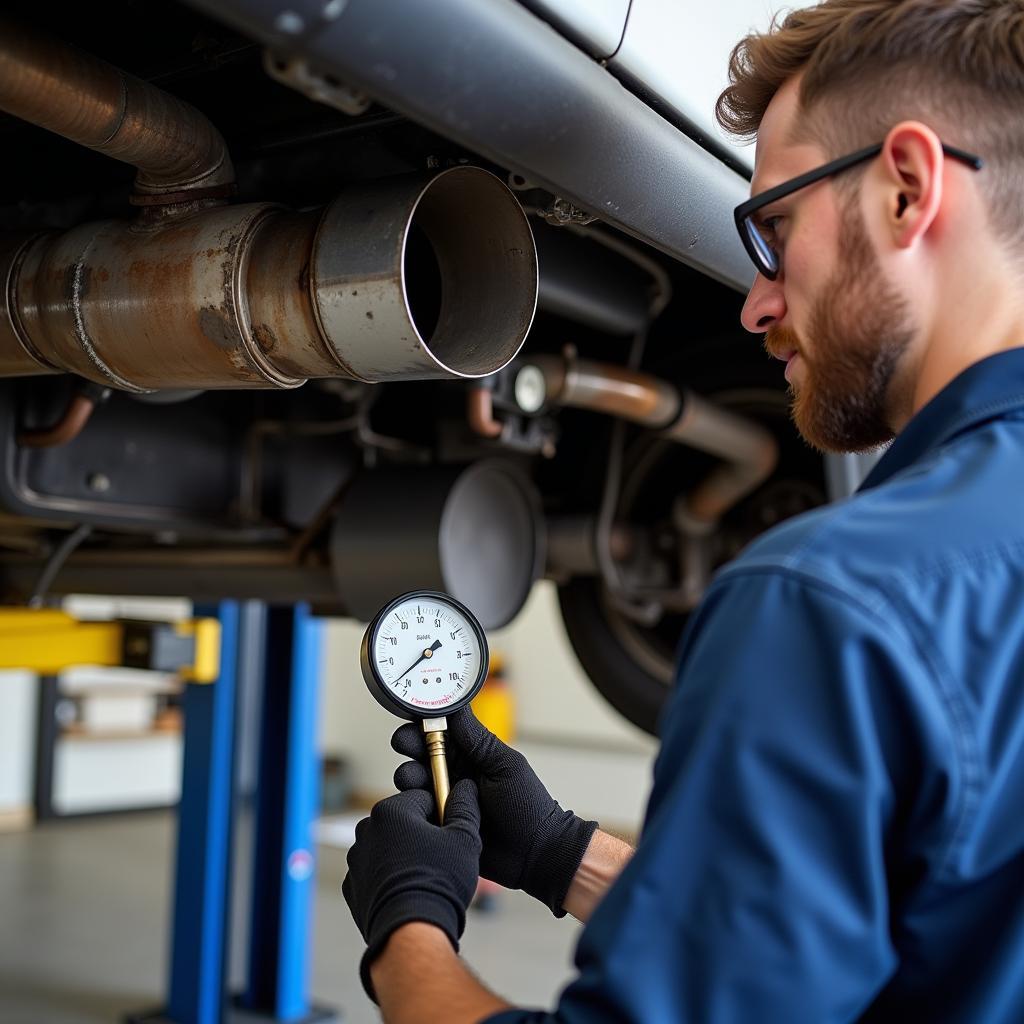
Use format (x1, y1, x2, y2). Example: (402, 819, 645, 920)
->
(87, 472, 111, 493)
(426, 155, 440, 169)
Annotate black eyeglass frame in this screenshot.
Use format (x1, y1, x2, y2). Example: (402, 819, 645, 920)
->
(734, 141, 984, 281)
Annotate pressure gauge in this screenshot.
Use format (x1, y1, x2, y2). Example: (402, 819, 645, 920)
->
(359, 590, 490, 820)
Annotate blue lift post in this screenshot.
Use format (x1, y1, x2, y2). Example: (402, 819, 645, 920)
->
(128, 600, 242, 1024)
(240, 603, 335, 1023)
(129, 600, 334, 1024)
(169, 600, 241, 1023)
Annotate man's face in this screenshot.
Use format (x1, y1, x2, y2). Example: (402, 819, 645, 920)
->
(740, 79, 914, 453)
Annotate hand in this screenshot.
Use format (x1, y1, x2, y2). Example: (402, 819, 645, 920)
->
(392, 707, 598, 918)
(342, 779, 481, 1000)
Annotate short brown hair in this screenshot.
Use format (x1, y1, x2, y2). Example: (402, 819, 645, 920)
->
(717, 0, 1024, 250)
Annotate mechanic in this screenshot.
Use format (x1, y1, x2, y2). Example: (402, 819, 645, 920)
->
(343, 1, 1024, 1020)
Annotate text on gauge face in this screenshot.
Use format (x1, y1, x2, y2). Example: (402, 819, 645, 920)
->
(372, 598, 481, 712)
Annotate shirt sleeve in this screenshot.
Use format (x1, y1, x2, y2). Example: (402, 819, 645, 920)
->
(482, 567, 958, 1024)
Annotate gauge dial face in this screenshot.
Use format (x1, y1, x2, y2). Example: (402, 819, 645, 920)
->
(364, 591, 487, 718)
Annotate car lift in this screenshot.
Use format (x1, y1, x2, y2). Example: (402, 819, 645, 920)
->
(0, 608, 222, 681)
(1, 602, 335, 1024)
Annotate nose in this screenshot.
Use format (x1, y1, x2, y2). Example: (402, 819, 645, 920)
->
(740, 272, 787, 334)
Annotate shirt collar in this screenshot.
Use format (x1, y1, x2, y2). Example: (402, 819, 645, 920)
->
(858, 347, 1024, 492)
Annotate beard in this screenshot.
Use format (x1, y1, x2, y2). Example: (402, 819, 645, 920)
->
(765, 201, 914, 454)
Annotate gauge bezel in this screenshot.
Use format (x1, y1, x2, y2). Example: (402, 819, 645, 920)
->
(359, 589, 490, 721)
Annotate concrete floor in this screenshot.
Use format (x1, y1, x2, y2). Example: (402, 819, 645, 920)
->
(0, 812, 579, 1023)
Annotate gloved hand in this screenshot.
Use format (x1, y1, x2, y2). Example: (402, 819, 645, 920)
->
(392, 707, 598, 918)
(342, 778, 481, 1001)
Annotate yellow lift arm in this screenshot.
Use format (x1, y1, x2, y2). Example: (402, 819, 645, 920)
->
(0, 608, 221, 682)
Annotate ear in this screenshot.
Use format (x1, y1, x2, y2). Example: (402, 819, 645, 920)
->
(877, 121, 944, 251)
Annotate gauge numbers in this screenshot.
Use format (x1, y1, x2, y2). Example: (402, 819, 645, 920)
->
(362, 591, 488, 719)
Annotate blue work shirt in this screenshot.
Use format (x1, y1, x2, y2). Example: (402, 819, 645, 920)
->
(488, 348, 1024, 1023)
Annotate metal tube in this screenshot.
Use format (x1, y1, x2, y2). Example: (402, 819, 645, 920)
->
(0, 17, 234, 198)
(0, 168, 538, 389)
(424, 727, 450, 822)
(467, 387, 503, 438)
(17, 394, 97, 448)
(520, 354, 778, 525)
(667, 392, 779, 523)
(524, 354, 679, 428)
(545, 516, 634, 578)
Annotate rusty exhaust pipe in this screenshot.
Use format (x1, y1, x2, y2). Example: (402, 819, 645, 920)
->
(0, 17, 233, 200)
(0, 21, 537, 389)
(515, 354, 778, 525)
(0, 167, 538, 390)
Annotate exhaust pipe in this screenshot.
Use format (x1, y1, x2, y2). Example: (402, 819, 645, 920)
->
(514, 354, 778, 525)
(0, 17, 233, 201)
(0, 19, 537, 389)
(0, 167, 538, 390)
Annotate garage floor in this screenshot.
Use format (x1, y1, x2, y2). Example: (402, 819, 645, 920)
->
(0, 812, 579, 1024)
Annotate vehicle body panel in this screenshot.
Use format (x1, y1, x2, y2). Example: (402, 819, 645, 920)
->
(520, 0, 631, 58)
(186, 0, 756, 291)
(610, 0, 821, 169)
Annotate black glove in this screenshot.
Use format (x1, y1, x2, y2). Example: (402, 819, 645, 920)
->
(342, 778, 481, 1001)
(392, 708, 598, 918)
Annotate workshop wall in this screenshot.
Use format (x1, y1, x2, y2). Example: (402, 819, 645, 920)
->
(320, 581, 658, 833)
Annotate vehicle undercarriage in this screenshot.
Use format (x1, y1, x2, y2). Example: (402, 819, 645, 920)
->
(0, 1, 827, 733)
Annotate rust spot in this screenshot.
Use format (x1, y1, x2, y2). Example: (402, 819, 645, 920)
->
(97, 268, 110, 283)
(253, 323, 278, 354)
(198, 306, 237, 351)
(352, 289, 358, 296)
(366, 311, 374, 320)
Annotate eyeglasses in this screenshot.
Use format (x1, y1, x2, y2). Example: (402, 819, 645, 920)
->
(734, 141, 984, 281)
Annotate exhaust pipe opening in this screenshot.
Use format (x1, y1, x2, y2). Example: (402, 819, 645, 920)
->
(401, 167, 538, 378)
(296, 165, 538, 384)
(404, 222, 443, 344)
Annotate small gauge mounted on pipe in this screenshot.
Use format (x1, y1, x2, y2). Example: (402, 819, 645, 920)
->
(359, 590, 489, 820)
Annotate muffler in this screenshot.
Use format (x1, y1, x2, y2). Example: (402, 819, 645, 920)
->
(330, 461, 544, 629)
(0, 167, 538, 390)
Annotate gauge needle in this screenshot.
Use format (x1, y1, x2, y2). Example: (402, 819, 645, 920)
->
(394, 640, 442, 680)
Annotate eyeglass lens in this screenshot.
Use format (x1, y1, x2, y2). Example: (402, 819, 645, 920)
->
(743, 217, 778, 279)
